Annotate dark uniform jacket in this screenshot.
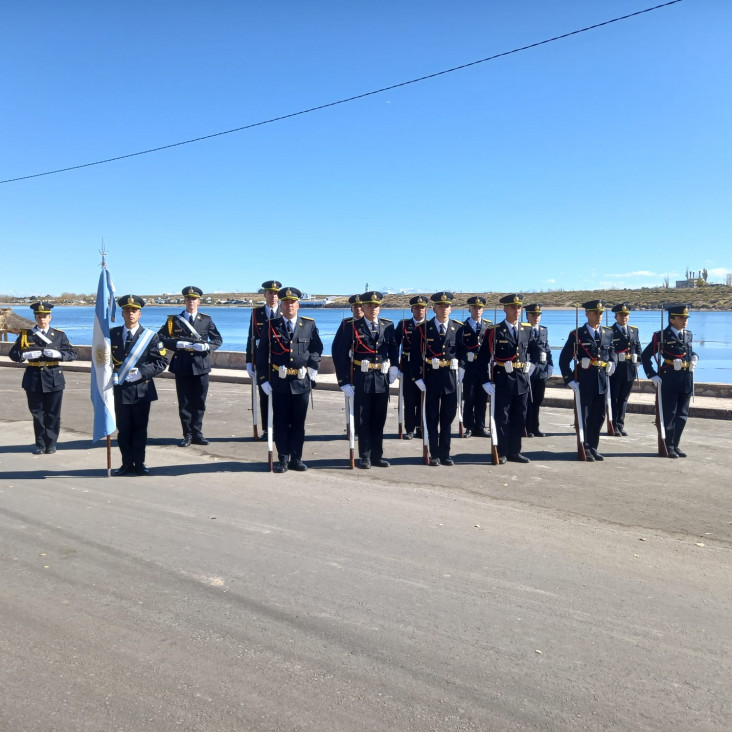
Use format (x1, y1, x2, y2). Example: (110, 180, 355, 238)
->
(527, 324, 554, 381)
(255, 316, 323, 395)
(111, 326, 168, 405)
(456, 318, 492, 382)
(394, 318, 421, 372)
(409, 318, 462, 395)
(158, 312, 223, 376)
(610, 323, 641, 382)
(641, 326, 697, 394)
(332, 317, 398, 394)
(477, 321, 532, 396)
(247, 305, 279, 364)
(9, 327, 77, 393)
(559, 325, 617, 394)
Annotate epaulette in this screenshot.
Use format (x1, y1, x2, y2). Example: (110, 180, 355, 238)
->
(481, 319, 493, 325)
(380, 317, 393, 323)
(520, 322, 531, 328)
(453, 319, 464, 325)
(343, 317, 354, 323)
(300, 316, 314, 321)
(485, 323, 499, 329)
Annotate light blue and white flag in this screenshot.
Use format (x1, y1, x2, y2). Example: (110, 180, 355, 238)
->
(90, 267, 117, 440)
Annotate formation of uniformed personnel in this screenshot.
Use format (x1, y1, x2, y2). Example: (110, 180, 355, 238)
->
(394, 295, 428, 439)
(525, 303, 554, 438)
(331, 294, 365, 362)
(111, 295, 168, 475)
(246, 280, 281, 440)
(410, 292, 461, 466)
(478, 294, 532, 463)
(255, 287, 323, 473)
(9, 301, 78, 454)
(608, 302, 641, 436)
(641, 304, 698, 458)
(332, 291, 398, 469)
(559, 300, 618, 462)
(158, 286, 223, 447)
(456, 296, 492, 438)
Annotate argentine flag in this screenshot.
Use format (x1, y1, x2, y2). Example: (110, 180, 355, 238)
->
(90, 267, 117, 441)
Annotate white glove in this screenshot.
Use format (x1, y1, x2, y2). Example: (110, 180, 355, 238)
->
(690, 355, 699, 373)
(415, 379, 426, 392)
(261, 381, 273, 396)
(618, 352, 627, 362)
(467, 352, 475, 363)
(539, 352, 547, 363)
(176, 341, 192, 349)
(581, 357, 591, 370)
(458, 367, 465, 383)
(606, 362, 616, 377)
(388, 366, 398, 384)
(397, 369, 403, 379)
(380, 361, 390, 375)
(449, 358, 458, 371)
(527, 363, 536, 377)
(522, 361, 531, 374)
(547, 365, 554, 378)
(43, 349, 62, 359)
(23, 350, 42, 360)
(340, 384, 355, 398)
(361, 359, 370, 373)
(278, 365, 288, 379)
(297, 366, 307, 379)
(504, 360, 514, 374)
(307, 367, 318, 381)
(191, 342, 209, 352)
(126, 368, 142, 383)
(631, 353, 638, 364)
(673, 358, 682, 371)
(568, 380, 580, 394)
(431, 358, 440, 370)
(651, 375, 662, 388)
(482, 382, 496, 396)
(246, 363, 255, 379)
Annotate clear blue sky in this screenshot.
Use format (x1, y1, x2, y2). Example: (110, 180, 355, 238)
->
(1, 0, 729, 297)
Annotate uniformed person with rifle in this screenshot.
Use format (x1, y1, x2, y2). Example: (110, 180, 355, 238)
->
(394, 295, 428, 439)
(9, 301, 78, 454)
(110, 295, 168, 475)
(525, 303, 553, 438)
(410, 292, 461, 466)
(246, 280, 281, 440)
(558, 299, 617, 462)
(456, 295, 492, 438)
(158, 286, 223, 446)
(641, 304, 698, 458)
(478, 294, 532, 464)
(608, 302, 641, 436)
(332, 291, 398, 469)
(255, 287, 323, 473)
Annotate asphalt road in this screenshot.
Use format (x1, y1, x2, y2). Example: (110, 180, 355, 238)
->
(1, 370, 730, 731)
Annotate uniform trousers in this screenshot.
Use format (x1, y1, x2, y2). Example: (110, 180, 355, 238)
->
(175, 373, 209, 438)
(609, 376, 633, 431)
(494, 390, 529, 457)
(661, 386, 691, 448)
(425, 390, 457, 460)
(579, 391, 606, 450)
(114, 394, 152, 468)
(462, 379, 487, 431)
(526, 379, 546, 435)
(26, 390, 63, 450)
(272, 391, 309, 460)
(402, 377, 421, 433)
(355, 390, 388, 460)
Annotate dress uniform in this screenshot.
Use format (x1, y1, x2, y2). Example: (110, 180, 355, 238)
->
(456, 296, 492, 438)
(558, 300, 618, 461)
(477, 294, 532, 463)
(524, 303, 554, 438)
(641, 304, 698, 458)
(608, 302, 641, 436)
(111, 295, 168, 475)
(9, 301, 77, 454)
(246, 280, 281, 439)
(394, 295, 429, 439)
(255, 287, 323, 473)
(409, 292, 461, 466)
(159, 286, 223, 446)
(331, 295, 365, 439)
(332, 291, 398, 469)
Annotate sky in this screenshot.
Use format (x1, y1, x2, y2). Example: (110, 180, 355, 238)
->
(1, 0, 730, 298)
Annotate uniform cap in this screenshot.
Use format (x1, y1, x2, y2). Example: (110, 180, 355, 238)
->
(466, 296, 487, 307)
(348, 294, 363, 306)
(524, 303, 542, 313)
(409, 295, 429, 307)
(262, 280, 282, 292)
(278, 286, 302, 301)
(360, 291, 384, 305)
(30, 301, 54, 314)
(666, 303, 690, 317)
(430, 291, 454, 305)
(118, 294, 145, 309)
(611, 302, 631, 314)
(582, 299, 604, 311)
(499, 293, 524, 306)
(182, 286, 203, 298)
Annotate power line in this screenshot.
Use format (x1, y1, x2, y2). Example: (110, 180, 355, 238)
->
(1, 0, 683, 185)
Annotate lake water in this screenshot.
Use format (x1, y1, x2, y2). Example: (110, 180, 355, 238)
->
(15, 305, 732, 384)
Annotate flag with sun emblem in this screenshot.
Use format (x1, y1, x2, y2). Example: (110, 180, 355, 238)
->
(90, 266, 117, 440)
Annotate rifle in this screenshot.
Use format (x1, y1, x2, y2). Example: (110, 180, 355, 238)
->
(397, 314, 404, 438)
(572, 306, 587, 461)
(420, 322, 429, 465)
(654, 306, 669, 457)
(348, 394, 356, 469)
(250, 309, 259, 440)
(487, 323, 499, 465)
(266, 319, 274, 471)
(604, 308, 616, 436)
